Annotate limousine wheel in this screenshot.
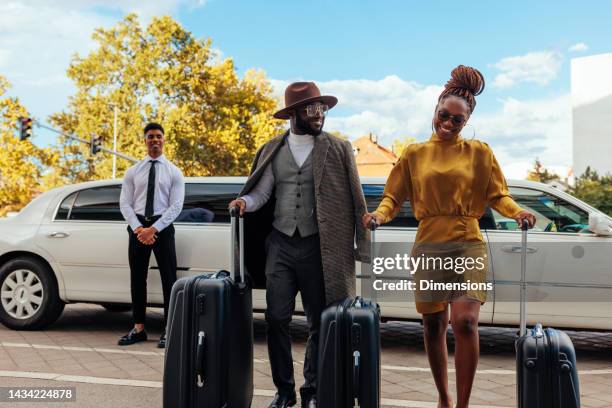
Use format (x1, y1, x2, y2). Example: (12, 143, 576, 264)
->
(0, 257, 65, 330)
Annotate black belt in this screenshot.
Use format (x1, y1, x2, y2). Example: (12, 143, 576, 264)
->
(137, 214, 162, 223)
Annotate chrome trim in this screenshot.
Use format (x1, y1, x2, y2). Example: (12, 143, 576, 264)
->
(495, 280, 612, 290)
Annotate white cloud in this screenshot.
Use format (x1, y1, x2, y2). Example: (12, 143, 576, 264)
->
(491, 51, 563, 89)
(271, 77, 572, 180)
(271, 76, 442, 140)
(0, 2, 113, 129)
(0, 0, 207, 143)
(569, 42, 589, 52)
(471, 94, 572, 179)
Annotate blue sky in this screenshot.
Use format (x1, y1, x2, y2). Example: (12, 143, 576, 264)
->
(1, 0, 611, 178)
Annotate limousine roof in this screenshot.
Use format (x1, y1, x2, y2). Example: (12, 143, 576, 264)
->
(7, 177, 608, 223)
(40, 176, 553, 193)
(41, 176, 563, 200)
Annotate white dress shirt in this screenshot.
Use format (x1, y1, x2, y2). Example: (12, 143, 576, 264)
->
(119, 154, 185, 232)
(241, 130, 314, 212)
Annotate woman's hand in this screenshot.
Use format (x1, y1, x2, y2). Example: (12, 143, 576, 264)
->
(514, 210, 536, 229)
(362, 212, 384, 229)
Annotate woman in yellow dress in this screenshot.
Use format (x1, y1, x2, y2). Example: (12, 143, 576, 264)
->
(363, 65, 536, 408)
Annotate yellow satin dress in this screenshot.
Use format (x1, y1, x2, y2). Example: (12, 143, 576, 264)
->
(374, 132, 523, 314)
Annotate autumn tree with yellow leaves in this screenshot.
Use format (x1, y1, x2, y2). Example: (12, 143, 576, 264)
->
(51, 14, 282, 182)
(391, 135, 416, 156)
(0, 76, 59, 216)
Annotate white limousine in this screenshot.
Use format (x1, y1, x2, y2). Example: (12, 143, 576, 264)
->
(0, 177, 611, 331)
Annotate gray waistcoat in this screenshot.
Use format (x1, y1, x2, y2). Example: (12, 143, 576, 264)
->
(271, 142, 318, 237)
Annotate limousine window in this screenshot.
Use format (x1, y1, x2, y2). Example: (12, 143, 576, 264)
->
(177, 183, 242, 224)
(65, 186, 123, 221)
(492, 187, 590, 232)
(55, 192, 77, 220)
(363, 184, 497, 229)
(363, 184, 418, 227)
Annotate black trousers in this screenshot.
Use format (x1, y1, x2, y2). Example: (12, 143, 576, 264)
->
(127, 216, 177, 325)
(264, 228, 326, 397)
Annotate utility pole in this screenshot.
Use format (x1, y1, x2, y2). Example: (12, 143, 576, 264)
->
(112, 106, 118, 178)
(30, 120, 137, 163)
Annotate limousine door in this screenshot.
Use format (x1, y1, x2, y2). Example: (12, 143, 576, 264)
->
(35, 185, 133, 303)
(487, 186, 612, 330)
(172, 182, 269, 311)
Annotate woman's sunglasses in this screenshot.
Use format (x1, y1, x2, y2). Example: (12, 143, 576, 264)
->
(437, 110, 466, 126)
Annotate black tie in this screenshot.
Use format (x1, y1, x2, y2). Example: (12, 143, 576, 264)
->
(145, 160, 157, 218)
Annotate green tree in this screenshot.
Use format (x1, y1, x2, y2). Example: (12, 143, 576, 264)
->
(568, 167, 612, 216)
(0, 75, 59, 216)
(50, 14, 282, 182)
(526, 158, 560, 184)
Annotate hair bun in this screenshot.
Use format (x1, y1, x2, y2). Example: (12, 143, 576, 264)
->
(445, 65, 485, 96)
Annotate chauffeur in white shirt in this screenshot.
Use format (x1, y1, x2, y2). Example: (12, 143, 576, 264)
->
(118, 123, 185, 348)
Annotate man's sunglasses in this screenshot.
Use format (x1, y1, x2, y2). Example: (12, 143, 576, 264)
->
(302, 103, 329, 118)
(437, 110, 466, 126)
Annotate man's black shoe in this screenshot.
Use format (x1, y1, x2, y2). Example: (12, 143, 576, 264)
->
(157, 330, 166, 349)
(118, 329, 147, 346)
(301, 393, 316, 408)
(267, 393, 296, 408)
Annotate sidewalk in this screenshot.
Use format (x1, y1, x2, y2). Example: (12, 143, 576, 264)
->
(1, 304, 611, 407)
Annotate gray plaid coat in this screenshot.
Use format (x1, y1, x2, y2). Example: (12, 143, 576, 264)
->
(239, 130, 369, 305)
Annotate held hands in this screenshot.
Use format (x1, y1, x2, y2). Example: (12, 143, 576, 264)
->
(228, 198, 246, 216)
(135, 226, 157, 245)
(362, 212, 384, 229)
(514, 210, 536, 229)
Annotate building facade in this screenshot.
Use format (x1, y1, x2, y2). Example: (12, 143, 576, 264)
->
(572, 53, 612, 177)
(351, 134, 398, 177)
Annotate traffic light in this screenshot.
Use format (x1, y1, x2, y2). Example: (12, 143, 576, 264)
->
(90, 135, 102, 155)
(19, 117, 33, 141)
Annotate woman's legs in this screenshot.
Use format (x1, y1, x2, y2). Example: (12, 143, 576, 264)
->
(422, 306, 452, 408)
(450, 300, 481, 408)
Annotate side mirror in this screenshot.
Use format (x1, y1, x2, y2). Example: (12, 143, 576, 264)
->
(588, 212, 612, 236)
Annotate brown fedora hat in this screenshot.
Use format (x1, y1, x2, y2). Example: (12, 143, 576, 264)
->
(273, 82, 338, 120)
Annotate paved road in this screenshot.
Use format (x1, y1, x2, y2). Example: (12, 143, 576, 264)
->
(1, 304, 612, 407)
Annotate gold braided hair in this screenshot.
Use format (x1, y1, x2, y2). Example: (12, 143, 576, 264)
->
(438, 65, 485, 113)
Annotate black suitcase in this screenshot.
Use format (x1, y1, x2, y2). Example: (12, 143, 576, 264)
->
(515, 220, 580, 408)
(317, 221, 381, 408)
(163, 208, 253, 408)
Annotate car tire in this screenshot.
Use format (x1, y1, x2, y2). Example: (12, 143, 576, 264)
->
(101, 303, 131, 313)
(0, 257, 65, 330)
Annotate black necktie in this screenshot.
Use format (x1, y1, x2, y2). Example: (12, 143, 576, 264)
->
(145, 160, 157, 218)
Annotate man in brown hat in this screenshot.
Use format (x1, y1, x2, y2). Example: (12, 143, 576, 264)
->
(229, 82, 369, 408)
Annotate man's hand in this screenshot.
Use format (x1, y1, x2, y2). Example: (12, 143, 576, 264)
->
(362, 212, 384, 229)
(514, 210, 536, 229)
(137, 227, 157, 245)
(229, 198, 246, 216)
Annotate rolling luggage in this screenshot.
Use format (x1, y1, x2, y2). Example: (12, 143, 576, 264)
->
(163, 208, 253, 408)
(317, 220, 381, 408)
(515, 220, 580, 408)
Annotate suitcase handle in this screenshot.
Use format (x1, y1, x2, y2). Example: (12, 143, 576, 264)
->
(351, 322, 362, 407)
(196, 331, 206, 388)
(519, 219, 529, 337)
(229, 207, 245, 284)
(366, 219, 378, 302)
(352, 350, 360, 407)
